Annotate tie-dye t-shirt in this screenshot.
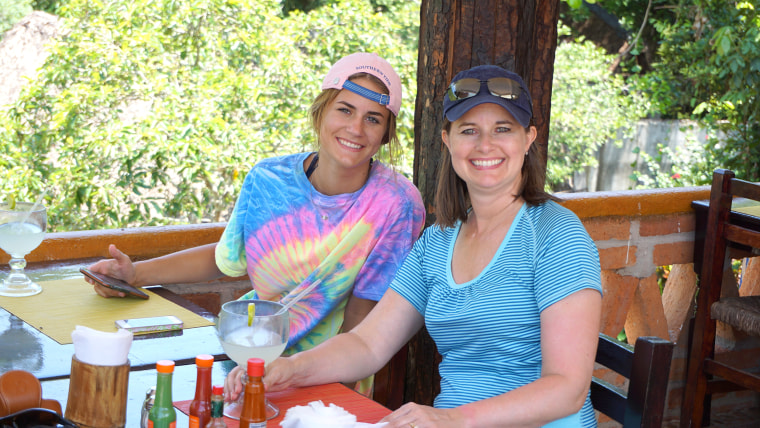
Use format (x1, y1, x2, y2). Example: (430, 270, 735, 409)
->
(215, 152, 425, 353)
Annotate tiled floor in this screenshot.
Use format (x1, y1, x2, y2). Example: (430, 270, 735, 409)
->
(660, 407, 760, 428)
(707, 406, 760, 427)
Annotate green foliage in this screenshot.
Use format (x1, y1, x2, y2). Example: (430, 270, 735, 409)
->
(558, 1, 760, 187)
(564, 0, 597, 9)
(31, 0, 63, 14)
(547, 28, 648, 191)
(695, 2, 760, 181)
(282, 0, 328, 14)
(0, 0, 32, 34)
(281, 0, 405, 14)
(627, 0, 760, 184)
(0, 0, 420, 231)
(585, 0, 760, 185)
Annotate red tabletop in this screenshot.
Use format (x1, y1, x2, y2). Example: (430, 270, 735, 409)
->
(175, 383, 392, 426)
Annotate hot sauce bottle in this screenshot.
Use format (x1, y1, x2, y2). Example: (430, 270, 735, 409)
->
(205, 385, 227, 428)
(148, 360, 176, 428)
(239, 358, 266, 428)
(189, 354, 214, 428)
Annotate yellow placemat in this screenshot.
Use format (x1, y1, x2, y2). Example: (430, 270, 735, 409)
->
(0, 278, 213, 344)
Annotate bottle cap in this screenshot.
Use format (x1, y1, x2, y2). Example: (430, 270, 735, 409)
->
(247, 358, 265, 377)
(196, 354, 214, 368)
(156, 360, 175, 373)
(212, 385, 224, 395)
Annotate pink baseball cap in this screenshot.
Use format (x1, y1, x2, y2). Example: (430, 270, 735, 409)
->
(321, 53, 402, 116)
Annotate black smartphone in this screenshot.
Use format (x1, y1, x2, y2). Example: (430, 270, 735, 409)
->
(80, 267, 150, 300)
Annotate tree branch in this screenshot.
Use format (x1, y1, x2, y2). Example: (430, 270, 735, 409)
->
(619, 0, 653, 59)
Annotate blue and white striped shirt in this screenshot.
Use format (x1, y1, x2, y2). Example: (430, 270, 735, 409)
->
(391, 201, 602, 427)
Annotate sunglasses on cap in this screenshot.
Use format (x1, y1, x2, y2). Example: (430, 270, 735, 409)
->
(0, 408, 78, 428)
(445, 77, 523, 101)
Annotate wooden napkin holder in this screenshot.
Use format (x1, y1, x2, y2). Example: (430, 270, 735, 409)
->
(65, 356, 129, 428)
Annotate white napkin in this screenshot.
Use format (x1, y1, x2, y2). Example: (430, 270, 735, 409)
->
(71, 325, 133, 366)
(279, 400, 388, 428)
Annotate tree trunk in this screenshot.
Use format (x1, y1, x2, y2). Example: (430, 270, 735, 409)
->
(408, 0, 560, 406)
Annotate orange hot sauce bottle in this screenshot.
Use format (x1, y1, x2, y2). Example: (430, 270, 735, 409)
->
(189, 354, 214, 428)
(238, 358, 266, 428)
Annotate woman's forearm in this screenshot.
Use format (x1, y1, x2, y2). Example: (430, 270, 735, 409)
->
(457, 373, 589, 428)
(132, 243, 225, 287)
(287, 330, 384, 387)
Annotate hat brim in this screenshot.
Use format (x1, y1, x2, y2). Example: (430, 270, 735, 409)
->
(444, 94, 532, 128)
(322, 53, 402, 116)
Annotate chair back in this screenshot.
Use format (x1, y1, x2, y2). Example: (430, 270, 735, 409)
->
(0, 370, 62, 417)
(700, 169, 760, 313)
(681, 169, 760, 427)
(591, 333, 674, 427)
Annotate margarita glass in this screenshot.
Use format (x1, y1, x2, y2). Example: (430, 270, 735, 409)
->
(216, 299, 289, 420)
(0, 202, 46, 297)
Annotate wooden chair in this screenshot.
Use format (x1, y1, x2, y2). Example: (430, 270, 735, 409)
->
(0, 370, 62, 417)
(592, 333, 674, 427)
(681, 169, 760, 428)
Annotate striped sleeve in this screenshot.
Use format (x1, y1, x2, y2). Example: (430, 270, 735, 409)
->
(532, 203, 602, 311)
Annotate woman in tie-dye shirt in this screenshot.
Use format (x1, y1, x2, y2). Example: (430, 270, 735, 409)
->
(217, 151, 424, 354)
(216, 52, 425, 354)
(86, 52, 425, 392)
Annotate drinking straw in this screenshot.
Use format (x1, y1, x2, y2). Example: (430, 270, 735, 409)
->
(17, 189, 47, 225)
(276, 278, 323, 315)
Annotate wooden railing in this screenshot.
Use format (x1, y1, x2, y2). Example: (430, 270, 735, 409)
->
(9, 186, 760, 425)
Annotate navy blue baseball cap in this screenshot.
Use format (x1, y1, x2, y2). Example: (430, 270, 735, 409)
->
(442, 65, 533, 127)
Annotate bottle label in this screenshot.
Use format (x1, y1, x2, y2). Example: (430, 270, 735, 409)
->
(148, 419, 177, 428)
(189, 416, 200, 428)
(241, 423, 266, 428)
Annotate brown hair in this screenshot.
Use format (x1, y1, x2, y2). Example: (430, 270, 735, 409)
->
(434, 119, 559, 228)
(309, 73, 399, 165)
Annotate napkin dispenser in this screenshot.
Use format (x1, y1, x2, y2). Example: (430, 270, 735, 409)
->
(65, 326, 132, 428)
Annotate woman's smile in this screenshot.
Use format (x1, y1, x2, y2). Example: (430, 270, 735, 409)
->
(337, 137, 363, 150)
(471, 158, 504, 168)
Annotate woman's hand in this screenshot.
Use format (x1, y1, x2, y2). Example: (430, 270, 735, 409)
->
(381, 403, 466, 428)
(85, 244, 137, 298)
(224, 357, 298, 403)
(223, 365, 246, 402)
(262, 356, 298, 393)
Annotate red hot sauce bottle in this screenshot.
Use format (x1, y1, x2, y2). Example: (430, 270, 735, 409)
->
(189, 354, 214, 428)
(238, 358, 266, 428)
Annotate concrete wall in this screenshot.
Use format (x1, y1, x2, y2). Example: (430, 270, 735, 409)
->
(573, 119, 709, 192)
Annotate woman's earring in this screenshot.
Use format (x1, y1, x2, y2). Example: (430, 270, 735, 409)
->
(524, 151, 529, 157)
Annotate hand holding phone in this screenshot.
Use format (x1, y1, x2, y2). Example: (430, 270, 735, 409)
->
(80, 267, 150, 300)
